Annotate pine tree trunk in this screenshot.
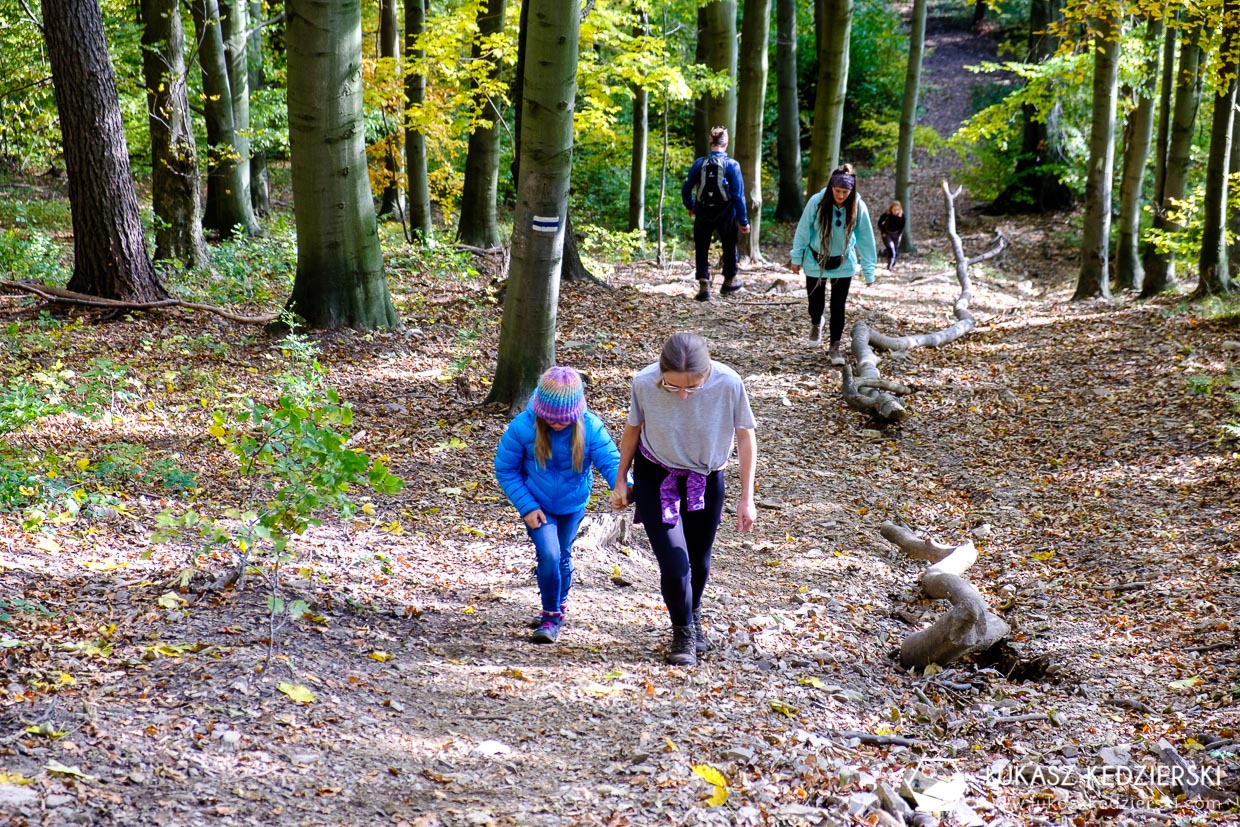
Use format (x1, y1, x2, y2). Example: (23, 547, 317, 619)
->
(404, 0, 433, 240)
(1074, 12, 1119, 300)
(1142, 24, 1202, 297)
(457, 0, 507, 248)
(1196, 19, 1238, 298)
(773, 0, 803, 221)
(43, 0, 168, 302)
(285, 0, 398, 330)
(809, 0, 851, 189)
(191, 0, 259, 237)
(378, 0, 405, 221)
(1115, 18, 1162, 292)
(141, 0, 210, 268)
(488, 0, 580, 413)
(736, 0, 770, 262)
(894, 0, 927, 254)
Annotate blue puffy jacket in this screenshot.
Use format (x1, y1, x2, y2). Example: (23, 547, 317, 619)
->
(494, 408, 621, 518)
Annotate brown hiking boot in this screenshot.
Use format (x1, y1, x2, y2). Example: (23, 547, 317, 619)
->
(720, 277, 743, 296)
(666, 625, 697, 666)
(693, 280, 710, 302)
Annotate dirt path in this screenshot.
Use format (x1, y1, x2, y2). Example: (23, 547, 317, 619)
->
(2, 16, 1239, 827)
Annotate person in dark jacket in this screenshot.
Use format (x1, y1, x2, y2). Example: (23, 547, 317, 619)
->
(495, 367, 622, 644)
(681, 127, 750, 302)
(610, 333, 757, 667)
(878, 201, 905, 271)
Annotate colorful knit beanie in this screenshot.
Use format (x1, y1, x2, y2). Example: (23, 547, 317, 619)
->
(532, 366, 586, 425)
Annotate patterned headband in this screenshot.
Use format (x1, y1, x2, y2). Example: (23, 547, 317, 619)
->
(829, 174, 856, 190)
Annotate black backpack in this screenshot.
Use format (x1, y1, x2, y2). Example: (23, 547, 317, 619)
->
(696, 155, 730, 211)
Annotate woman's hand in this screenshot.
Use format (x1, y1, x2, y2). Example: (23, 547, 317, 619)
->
(523, 509, 547, 529)
(736, 495, 756, 532)
(789, 263, 801, 275)
(609, 487, 629, 510)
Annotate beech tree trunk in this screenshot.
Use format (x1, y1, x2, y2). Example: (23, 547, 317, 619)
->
(773, 0, 803, 221)
(1073, 11, 1119, 301)
(894, 0, 927, 254)
(736, 0, 770, 262)
(1140, 21, 1177, 293)
(699, 0, 738, 144)
(247, 0, 270, 216)
(141, 0, 209, 268)
(1115, 17, 1162, 292)
(378, 0, 405, 221)
(809, 0, 851, 189)
(1196, 11, 1238, 297)
(628, 12, 648, 233)
(404, 0, 433, 240)
(43, 0, 168, 303)
(457, 0, 507, 248)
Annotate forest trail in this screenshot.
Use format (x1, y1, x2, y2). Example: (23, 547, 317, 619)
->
(2, 15, 1239, 827)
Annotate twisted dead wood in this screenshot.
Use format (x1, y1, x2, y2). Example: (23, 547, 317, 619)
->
(1, 280, 281, 324)
(841, 181, 1007, 422)
(880, 521, 1010, 669)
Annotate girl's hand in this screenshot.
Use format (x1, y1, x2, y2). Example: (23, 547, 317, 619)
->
(735, 495, 757, 533)
(523, 509, 547, 529)
(609, 487, 629, 510)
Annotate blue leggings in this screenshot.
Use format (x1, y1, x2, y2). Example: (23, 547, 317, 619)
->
(633, 451, 725, 626)
(527, 510, 586, 613)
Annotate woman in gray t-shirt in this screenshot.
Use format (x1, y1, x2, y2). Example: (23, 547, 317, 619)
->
(610, 333, 758, 667)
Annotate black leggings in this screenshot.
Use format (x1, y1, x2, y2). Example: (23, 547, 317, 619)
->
(881, 231, 901, 267)
(632, 451, 725, 626)
(805, 275, 852, 343)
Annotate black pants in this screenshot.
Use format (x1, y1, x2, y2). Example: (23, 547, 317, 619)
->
(881, 231, 901, 267)
(693, 212, 739, 282)
(806, 275, 852, 343)
(633, 451, 725, 627)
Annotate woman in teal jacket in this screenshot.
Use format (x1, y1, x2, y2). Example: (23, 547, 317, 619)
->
(789, 163, 878, 366)
(495, 367, 621, 643)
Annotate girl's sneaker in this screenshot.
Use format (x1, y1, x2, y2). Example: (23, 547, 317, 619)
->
(531, 611, 564, 643)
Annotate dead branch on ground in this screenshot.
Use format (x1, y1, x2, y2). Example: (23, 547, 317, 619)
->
(1, 280, 280, 325)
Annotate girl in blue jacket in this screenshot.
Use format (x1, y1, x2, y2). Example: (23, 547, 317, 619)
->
(495, 367, 622, 643)
(789, 163, 878, 366)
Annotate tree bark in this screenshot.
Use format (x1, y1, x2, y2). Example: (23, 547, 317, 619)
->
(190, 0, 260, 237)
(1115, 17, 1162, 292)
(1196, 10, 1238, 297)
(1073, 11, 1119, 301)
(809, 0, 851, 189)
(736, 0, 770, 262)
(773, 0, 803, 221)
(1142, 22, 1203, 297)
(247, 0, 270, 216)
(404, 0, 433, 240)
(457, 0, 508, 248)
(378, 0, 405, 221)
(285, 0, 398, 330)
(43, 0, 168, 303)
(141, 0, 210, 268)
(1140, 20, 1177, 293)
(894, 0, 927, 255)
(700, 0, 738, 143)
(627, 11, 648, 233)
(487, 0, 579, 413)
(880, 522, 1010, 670)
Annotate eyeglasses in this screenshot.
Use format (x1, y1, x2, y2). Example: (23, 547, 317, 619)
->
(659, 376, 707, 395)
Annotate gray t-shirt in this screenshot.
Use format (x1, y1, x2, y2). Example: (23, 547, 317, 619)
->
(627, 360, 756, 475)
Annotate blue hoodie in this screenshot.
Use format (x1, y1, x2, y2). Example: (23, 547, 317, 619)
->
(494, 408, 621, 518)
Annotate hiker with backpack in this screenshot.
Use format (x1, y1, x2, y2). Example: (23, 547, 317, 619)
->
(788, 163, 878, 366)
(681, 127, 750, 302)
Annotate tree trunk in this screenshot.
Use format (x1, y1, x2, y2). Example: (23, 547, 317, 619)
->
(487, 0, 579, 413)
(1230, 104, 1240, 280)
(773, 0, 803, 221)
(43, 0, 168, 302)
(809, 0, 851, 189)
(1073, 11, 1119, 301)
(1196, 17, 1238, 298)
(894, 0, 927, 255)
(736, 0, 771, 262)
(457, 0, 508, 248)
(247, 0, 270, 216)
(1142, 23, 1203, 298)
(1115, 17, 1162, 292)
(693, 7, 708, 158)
(404, 0, 433, 240)
(141, 0, 210, 268)
(988, 0, 1073, 213)
(700, 0, 738, 142)
(378, 0, 405, 221)
(285, 0, 398, 330)
(190, 0, 260, 237)
(627, 10, 648, 233)
(1140, 20, 1177, 290)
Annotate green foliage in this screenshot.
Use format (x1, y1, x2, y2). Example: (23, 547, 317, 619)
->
(163, 217, 297, 307)
(153, 326, 403, 578)
(852, 121, 948, 171)
(843, 0, 909, 151)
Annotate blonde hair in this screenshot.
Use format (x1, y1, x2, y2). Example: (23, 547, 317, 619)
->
(888, 200, 902, 214)
(534, 417, 585, 473)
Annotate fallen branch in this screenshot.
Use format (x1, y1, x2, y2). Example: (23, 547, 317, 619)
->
(831, 730, 921, 748)
(881, 521, 1010, 670)
(2, 280, 280, 325)
(1155, 738, 1230, 801)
